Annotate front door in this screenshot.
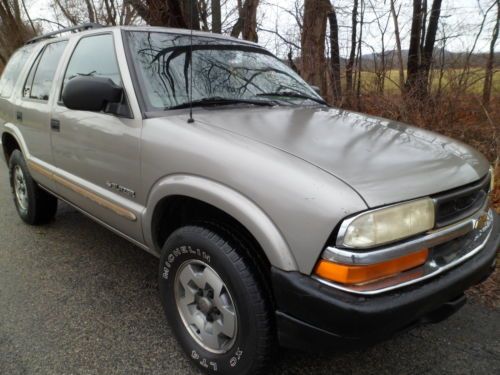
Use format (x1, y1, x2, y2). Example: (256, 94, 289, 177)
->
(51, 33, 143, 243)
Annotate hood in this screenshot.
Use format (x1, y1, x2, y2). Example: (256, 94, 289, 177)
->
(193, 106, 490, 207)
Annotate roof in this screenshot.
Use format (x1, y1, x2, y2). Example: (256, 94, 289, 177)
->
(26, 24, 261, 48)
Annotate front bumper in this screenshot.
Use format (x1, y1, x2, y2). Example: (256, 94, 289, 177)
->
(272, 211, 499, 351)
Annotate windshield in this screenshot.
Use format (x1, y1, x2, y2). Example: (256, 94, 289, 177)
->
(126, 31, 324, 111)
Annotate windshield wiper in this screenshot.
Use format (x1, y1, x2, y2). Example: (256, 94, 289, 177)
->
(256, 91, 327, 105)
(167, 96, 277, 110)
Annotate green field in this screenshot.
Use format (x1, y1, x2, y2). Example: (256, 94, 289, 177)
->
(358, 68, 499, 94)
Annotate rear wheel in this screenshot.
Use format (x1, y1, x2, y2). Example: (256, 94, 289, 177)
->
(9, 150, 58, 225)
(159, 225, 274, 375)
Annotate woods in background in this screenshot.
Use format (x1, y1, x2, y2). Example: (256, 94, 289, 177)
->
(0, 0, 498, 162)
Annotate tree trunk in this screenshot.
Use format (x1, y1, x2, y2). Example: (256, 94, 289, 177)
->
(0, 0, 32, 52)
(126, 0, 191, 28)
(483, 0, 499, 108)
(230, 0, 243, 37)
(181, 0, 200, 29)
(420, 0, 442, 90)
(301, 0, 331, 95)
(406, 0, 442, 97)
(230, 0, 259, 41)
(328, 6, 342, 102)
(356, 0, 365, 104)
(85, 0, 96, 23)
(406, 0, 423, 93)
(212, 0, 221, 33)
(346, 0, 359, 96)
(390, 0, 405, 91)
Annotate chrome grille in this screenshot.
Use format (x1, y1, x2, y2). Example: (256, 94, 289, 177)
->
(433, 173, 490, 228)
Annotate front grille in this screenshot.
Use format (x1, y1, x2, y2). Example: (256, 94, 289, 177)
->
(433, 173, 490, 228)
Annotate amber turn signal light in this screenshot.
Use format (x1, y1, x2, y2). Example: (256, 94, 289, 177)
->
(314, 248, 429, 285)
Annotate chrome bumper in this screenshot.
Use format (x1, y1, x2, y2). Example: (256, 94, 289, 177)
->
(315, 205, 496, 295)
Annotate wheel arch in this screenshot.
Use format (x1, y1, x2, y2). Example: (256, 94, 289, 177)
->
(2, 131, 21, 164)
(143, 174, 298, 272)
(2, 125, 29, 164)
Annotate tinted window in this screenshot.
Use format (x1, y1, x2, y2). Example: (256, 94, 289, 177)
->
(24, 41, 67, 101)
(0, 45, 34, 98)
(62, 34, 121, 93)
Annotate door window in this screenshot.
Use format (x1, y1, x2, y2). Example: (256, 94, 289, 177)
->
(62, 34, 121, 94)
(23, 41, 67, 101)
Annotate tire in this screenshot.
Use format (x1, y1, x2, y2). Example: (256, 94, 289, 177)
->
(9, 150, 58, 225)
(159, 225, 274, 375)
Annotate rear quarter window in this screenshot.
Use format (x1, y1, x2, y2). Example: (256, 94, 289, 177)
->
(0, 45, 35, 98)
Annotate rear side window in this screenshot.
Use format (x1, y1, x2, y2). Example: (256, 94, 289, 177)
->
(23, 41, 67, 101)
(62, 34, 121, 93)
(0, 45, 34, 98)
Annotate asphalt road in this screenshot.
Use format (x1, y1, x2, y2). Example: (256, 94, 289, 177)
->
(1, 161, 499, 375)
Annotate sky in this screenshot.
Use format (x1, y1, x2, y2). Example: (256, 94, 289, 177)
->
(28, 0, 498, 58)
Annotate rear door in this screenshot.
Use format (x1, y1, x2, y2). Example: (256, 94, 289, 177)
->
(18, 41, 67, 164)
(51, 32, 144, 243)
(0, 45, 36, 130)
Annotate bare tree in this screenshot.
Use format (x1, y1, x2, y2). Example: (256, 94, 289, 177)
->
(421, 0, 442, 87)
(458, 1, 495, 89)
(328, 4, 341, 102)
(231, 0, 259, 41)
(125, 0, 194, 28)
(406, 0, 424, 94)
(483, 0, 499, 108)
(301, 0, 331, 94)
(346, 0, 359, 97)
(212, 0, 222, 33)
(52, 1, 137, 26)
(355, 0, 365, 102)
(390, 0, 405, 91)
(0, 0, 35, 61)
(406, 0, 443, 97)
(21, 0, 36, 32)
(368, 0, 390, 94)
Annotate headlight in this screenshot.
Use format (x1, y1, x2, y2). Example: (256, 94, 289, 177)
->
(340, 198, 435, 248)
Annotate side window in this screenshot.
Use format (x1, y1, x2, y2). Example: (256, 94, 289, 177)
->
(0, 45, 34, 98)
(62, 34, 121, 94)
(23, 41, 67, 101)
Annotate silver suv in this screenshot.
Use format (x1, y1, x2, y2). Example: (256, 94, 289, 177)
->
(1, 24, 498, 375)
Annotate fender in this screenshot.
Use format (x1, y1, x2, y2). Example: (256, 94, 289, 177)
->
(142, 174, 299, 272)
(2, 123, 31, 161)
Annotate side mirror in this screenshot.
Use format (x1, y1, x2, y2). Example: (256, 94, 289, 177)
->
(62, 76, 123, 112)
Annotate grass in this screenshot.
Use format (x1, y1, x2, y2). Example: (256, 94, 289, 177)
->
(358, 68, 500, 95)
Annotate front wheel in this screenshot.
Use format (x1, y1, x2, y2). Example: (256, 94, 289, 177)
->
(159, 225, 274, 375)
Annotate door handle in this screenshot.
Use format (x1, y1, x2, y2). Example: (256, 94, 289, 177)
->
(16, 111, 22, 121)
(50, 119, 60, 132)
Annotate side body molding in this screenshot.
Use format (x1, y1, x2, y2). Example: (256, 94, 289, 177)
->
(143, 174, 299, 271)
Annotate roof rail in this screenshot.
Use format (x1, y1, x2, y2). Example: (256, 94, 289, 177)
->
(26, 23, 104, 44)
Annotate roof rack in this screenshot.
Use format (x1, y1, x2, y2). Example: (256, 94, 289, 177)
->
(26, 23, 104, 44)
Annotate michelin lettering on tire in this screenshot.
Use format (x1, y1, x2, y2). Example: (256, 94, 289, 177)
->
(162, 245, 212, 281)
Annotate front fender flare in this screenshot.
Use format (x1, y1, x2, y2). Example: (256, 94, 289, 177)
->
(143, 174, 299, 272)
